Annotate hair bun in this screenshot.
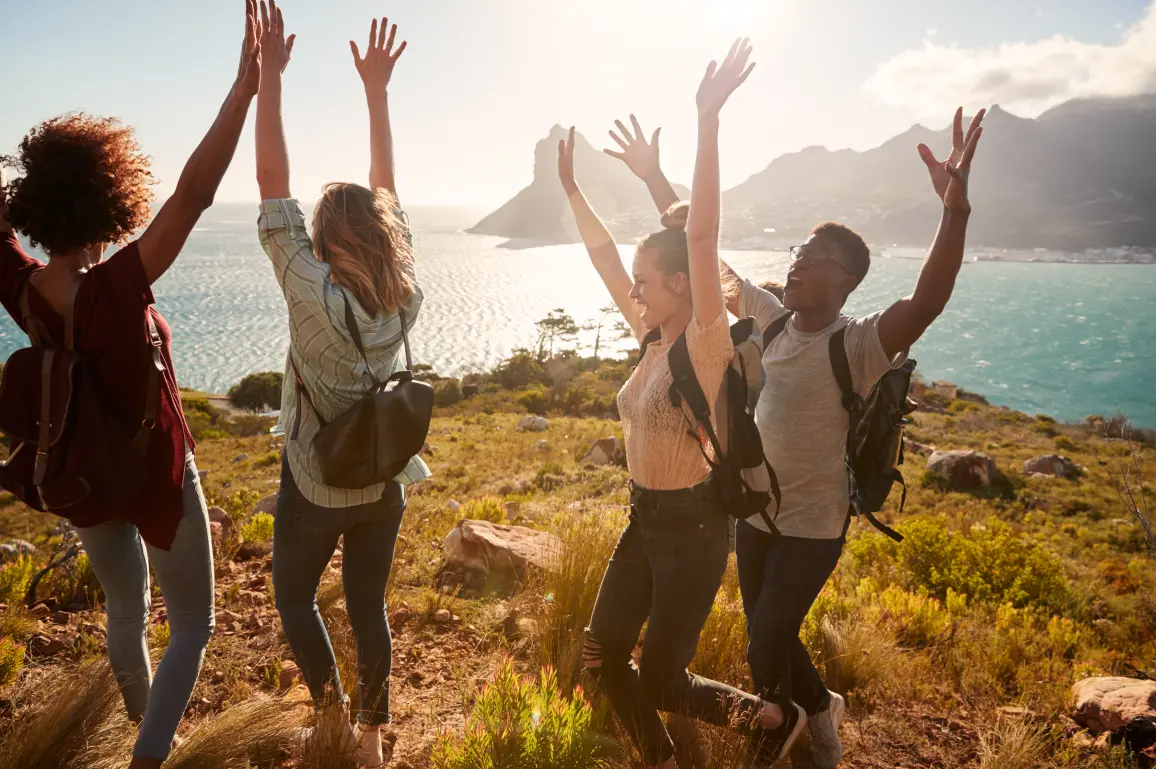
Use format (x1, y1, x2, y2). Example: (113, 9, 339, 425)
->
(660, 201, 689, 231)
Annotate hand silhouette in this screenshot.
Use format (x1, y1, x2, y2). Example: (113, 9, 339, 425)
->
(351, 16, 407, 94)
(918, 107, 985, 214)
(697, 38, 755, 118)
(604, 115, 661, 181)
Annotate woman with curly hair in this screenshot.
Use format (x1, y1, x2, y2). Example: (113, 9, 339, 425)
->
(0, 3, 263, 766)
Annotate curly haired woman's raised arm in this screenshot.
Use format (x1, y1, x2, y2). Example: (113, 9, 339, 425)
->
(137, 0, 263, 284)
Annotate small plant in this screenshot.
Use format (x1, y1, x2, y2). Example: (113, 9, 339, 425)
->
(977, 716, 1050, 769)
(518, 388, 551, 416)
(436, 379, 464, 408)
(151, 620, 171, 649)
(1053, 435, 1077, 452)
(242, 513, 275, 543)
(255, 450, 281, 468)
(0, 636, 24, 687)
(430, 658, 620, 769)
(462, 497, 505, 524)
(0, 557, 34, 606)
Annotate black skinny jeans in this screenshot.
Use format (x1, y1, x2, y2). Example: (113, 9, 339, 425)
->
(585, 482, 764, 765)
(735, 519, 844, 716)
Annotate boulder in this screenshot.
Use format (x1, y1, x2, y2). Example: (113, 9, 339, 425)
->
(581, 437, 624, 466)
(278, 660, 300, 690)
(1024, 454, 1081, 479)
(28, 634, 68, 658)
(234, 540, 273, 562)
(208, 506, 235, 535)
(1072, 677, 1156, 734)
(516, 416, 549, 433)
(232, 454, 249, 464)
(442, 520, 561, 588)
(0, 540, 37, 561)
(253, 495, 278, 518)
(462, 383, 479, 398)
(927, 450, 996, 490)
(904, 439, 935, 456)
(433, 608, 452, 624)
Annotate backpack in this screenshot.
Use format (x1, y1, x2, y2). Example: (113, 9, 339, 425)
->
(639, 317, 783, 535)
(764, 314, 917, 542)
(0, 280, 162, 521)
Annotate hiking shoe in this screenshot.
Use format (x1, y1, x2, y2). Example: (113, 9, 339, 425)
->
(809, 691, 846, 769)
(354, 722, 395, 767)
(745, 702, 807, 768)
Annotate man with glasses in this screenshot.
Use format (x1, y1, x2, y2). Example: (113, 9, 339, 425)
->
(605, 106, 985, 766)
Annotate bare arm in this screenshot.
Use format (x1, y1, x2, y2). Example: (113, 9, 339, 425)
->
(255, 0, 294, 200)
(605, 115, 679, 214)
(0, 172, 11, 235)
(687, 39, 754, 326)
(559, 127, 640, 337)
(351, 17, 407, 196)
(879, 108, 985, 358)
(137, 0, 262, 284)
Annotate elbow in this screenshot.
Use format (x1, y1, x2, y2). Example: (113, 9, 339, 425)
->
(172, 182, 215, 215)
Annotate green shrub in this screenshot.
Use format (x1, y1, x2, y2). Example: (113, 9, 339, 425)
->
(0, 557, 35, 606)
(228, 371, 283, 413)
(518, 388, 551, 416)
(848, 517, 1072, 613)
(497, 352, 545, 390)
(255, 451, 281, 468)
(430, 659, 619, 769)
(462, 498, 505, 524)
(1053, 435, 1077, 452)
(241, 513, 275, 543)
(0, 635, 23, 687)
(873, 585, 951, 648)
(436, 379, 464, 408)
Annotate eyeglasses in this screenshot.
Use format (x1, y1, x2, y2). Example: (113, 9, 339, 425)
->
(789, 244, 856, 277)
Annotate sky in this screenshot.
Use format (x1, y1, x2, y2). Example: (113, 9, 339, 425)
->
(2, 0, 1153, 207)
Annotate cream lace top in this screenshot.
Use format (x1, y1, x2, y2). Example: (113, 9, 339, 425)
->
(617, 311, 734, 490)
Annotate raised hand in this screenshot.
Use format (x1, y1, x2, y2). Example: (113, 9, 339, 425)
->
(259, 0, 295, 75)
(351, 17, 407, 94)
(604, 115, 661, 181)
(235, 0, 263, 98)
(696, 38, 755, 118)
(918, 107, 985, 214)
(557, 126, 577, 194)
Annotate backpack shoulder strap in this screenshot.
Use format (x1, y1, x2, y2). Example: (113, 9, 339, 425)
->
(19, 283, 49, 348)
(638, 327, 662, 361)
(132, 311, 166, 454)
(668, 332, 728, 465)
(762, 311, 791, 347)
(828, 325, 856, 413)
(342, 295, 383, 388)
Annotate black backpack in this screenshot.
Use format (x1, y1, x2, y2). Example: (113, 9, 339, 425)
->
(764, 314, 916, 542)
(639, 317, 782, 535)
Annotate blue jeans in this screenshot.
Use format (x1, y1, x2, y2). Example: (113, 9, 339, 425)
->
(77, 453, 215, 760)
(735, 520, 843, 715)
(272, 458, 405, 724)
(585, 482, 764, 765)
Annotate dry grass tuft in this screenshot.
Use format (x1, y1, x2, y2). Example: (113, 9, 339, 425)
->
(818, 613, 904, 698)
(295, 704, 359, 769)
(977, 716, 1050, 769)
(164, 695, 304, 769)
(0, 659, 134, 769)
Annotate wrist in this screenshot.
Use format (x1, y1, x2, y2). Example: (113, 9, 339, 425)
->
(364, 86, 389, 103)
(945, 204, 972, 218)
(697, 112, 721, 129)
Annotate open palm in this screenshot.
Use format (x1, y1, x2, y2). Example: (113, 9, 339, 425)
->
(557, 126, 577, 194)
(919, 107, 985, 214)
(697, 38, 755, 118)
(351, 17, 407, 94)
(604, 115, 661, 180)
(258, 0, 295, 75)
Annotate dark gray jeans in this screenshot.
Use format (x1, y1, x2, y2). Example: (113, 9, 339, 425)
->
(585, 481, 763, 765)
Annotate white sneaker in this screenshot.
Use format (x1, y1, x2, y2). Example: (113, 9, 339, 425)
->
(809, 691, 846, 769)
(354, 722, 387, 768)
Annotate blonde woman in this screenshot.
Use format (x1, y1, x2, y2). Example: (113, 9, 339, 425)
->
(253, 3, 426, 766)
(563, 40, 805, 768)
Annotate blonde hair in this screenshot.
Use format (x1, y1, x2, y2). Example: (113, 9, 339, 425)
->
(311, 182, 415, 317)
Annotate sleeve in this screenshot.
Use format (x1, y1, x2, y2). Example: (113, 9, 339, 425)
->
(738, 278, 788, 330)
(842, 311, 909, 396)
(0, 232, 42, 322)
(257, 198, 331, 314)
(96, 241, 154, 308)
(685, 309, 735, 408)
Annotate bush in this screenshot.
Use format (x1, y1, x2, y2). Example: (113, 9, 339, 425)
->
(462, 498, 505, 524)
(518, 388, 551, 416)
(430, 659, 619, 769)
(1053, 435, 1077, 452)
(0, 635, 23, 687)
(241, 513, 275, 543)
(496, 352, 545, 390)
(228, 371, 283, 413)
(436, 379, 464, 408)
(0, 557, 35, 606)
(873, 585, 951, 648)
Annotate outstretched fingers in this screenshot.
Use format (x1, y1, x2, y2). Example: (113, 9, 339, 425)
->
(958, 126, 983, 172)
(917, 143, 940, 172)
(614, 119, 632, 143)
(963, 108, 987, 148)
(608, 129, 629, 152)
(350, 39, 362, 63)
(629, 114, 644, 141)
(650, 126, 661, 146)
(952, 106, 964, 150)
(368, 17, 378, 53)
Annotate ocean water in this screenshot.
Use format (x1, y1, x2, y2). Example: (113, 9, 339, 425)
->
(2, 205, 1153, 426)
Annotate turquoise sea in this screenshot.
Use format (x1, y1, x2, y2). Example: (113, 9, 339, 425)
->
(1, 205, 1153, 426)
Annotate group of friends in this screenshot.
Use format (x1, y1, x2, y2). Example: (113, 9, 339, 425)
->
(0, 2, 984, 768)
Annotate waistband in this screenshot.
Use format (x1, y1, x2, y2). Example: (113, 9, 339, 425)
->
(629, 478, 719, 509)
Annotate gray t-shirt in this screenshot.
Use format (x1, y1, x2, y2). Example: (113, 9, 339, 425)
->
(739, 280, 907, 539)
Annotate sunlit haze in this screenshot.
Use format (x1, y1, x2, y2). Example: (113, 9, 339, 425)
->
(2, 0, 1152, 205)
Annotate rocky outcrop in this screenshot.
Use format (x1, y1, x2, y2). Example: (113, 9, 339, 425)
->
(253, 495, 278, 517)
(440, 520, 561, 594)
(927, 450, 996, 490)
(1024, 454, 1081, 479)
(1071, 677, 1156, 733)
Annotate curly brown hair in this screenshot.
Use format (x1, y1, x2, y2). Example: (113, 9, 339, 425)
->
(1, 114, 155, 255)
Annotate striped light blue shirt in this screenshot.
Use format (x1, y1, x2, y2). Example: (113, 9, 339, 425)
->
(257, 198, 431, 508)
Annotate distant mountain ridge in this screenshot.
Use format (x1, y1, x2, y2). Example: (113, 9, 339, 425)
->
(473, 95, 1156, 250)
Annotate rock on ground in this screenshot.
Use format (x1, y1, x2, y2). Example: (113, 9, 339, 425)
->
(516, 416, 549, 433)
(1024, 454, 1081, 479)
(582, 436, 625, 466)
(208, 506, 235, 534)
(1071, 677, 1156, 734)
(441, 520, 561, 589)
(253, 495, 278, 518)
(927, 450, 996, 490)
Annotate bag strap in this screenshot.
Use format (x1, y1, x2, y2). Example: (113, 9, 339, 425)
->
(828, 326, 857, 414)
(341, 296, 384, 388)
(33, 349, 55, 486)
(289, 351, 325, 440)
(132, 312, 165, 455)
(762, 312, 791, 347)
(638, 327, 662, 361)
(19, 284, 50, 348)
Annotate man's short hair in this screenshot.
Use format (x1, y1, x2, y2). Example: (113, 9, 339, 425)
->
(812, 222, 870, 284)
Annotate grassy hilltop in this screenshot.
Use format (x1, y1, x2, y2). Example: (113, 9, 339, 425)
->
(0, 341, 1153, 768)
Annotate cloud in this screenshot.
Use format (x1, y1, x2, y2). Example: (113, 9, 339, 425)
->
(865, 2, 1156, 119)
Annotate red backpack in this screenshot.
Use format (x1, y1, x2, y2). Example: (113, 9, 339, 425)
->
(0, 278, 163, 524)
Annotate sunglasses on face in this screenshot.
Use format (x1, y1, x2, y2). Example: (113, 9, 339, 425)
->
(789, 244, 856, 277)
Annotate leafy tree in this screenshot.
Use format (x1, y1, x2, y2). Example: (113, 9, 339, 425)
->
(535, 309, 579, 362)
(228, 371, 284, 413)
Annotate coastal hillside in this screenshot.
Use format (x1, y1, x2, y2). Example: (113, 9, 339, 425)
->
(475, 95, 1156, 251)
(0, 339, 1153, 767)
